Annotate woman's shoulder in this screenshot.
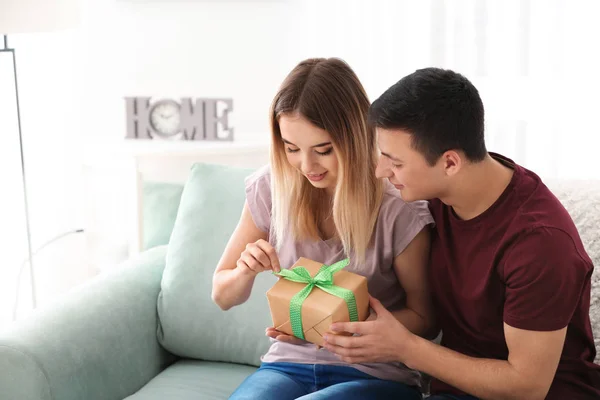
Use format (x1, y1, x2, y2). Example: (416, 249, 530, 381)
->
(245, 164, 271, 191)
(244, 164, 273, 232)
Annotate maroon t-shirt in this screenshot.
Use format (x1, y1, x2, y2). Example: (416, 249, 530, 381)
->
(429, 153, 600, 399)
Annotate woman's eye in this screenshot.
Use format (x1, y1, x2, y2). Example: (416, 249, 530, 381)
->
(392, 164, 403, 169)
(286, 147, 300, 153)
(316, 148, 333, 156)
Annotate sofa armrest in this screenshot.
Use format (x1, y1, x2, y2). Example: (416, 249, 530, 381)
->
(0, 245, 176, 400)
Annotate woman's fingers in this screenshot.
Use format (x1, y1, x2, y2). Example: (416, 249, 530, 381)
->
(237, 240, 280, 275)
(239, 251, 264, 273)
(256, 239, 281, 272)
(247, 244, 271, 270)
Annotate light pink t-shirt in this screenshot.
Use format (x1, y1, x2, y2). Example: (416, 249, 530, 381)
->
(245, 165, 434, 387)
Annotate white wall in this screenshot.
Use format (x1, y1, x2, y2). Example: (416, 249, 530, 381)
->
(78, 0, 294, 279)
(1, 0, 292, 324)
(80, 0, 290, 146)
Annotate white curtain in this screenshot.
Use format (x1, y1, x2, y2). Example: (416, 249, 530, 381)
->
(285, 0, 600, 180)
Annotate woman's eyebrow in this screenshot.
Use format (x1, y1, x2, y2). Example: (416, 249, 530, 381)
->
(282, 139, 332, 148)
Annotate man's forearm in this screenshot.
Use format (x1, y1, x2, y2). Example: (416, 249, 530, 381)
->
(403, 336, 547, 400)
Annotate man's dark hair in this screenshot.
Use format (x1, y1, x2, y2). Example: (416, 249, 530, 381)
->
(369, 67, 486, 165)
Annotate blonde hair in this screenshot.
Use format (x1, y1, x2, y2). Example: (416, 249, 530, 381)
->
(269, 58, 384, 263)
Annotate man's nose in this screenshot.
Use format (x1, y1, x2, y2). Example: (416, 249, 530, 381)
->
(375, 156, 392, 179)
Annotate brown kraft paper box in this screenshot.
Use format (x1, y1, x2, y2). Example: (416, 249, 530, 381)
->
(266, 257, 369, 346)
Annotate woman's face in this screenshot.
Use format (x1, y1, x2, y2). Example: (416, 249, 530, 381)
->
(279, 113, 339, 194)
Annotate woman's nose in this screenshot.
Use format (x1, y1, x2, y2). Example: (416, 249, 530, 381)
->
(301, 153, 317, 172)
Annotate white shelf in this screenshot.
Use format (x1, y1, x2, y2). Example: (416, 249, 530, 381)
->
(79, 137, 271, 166)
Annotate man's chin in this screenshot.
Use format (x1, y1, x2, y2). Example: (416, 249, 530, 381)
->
(398, 189, 419, 202)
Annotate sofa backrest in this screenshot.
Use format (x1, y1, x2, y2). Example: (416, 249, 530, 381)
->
(546, 180, 600, 363)
(157, 163, 275, 367)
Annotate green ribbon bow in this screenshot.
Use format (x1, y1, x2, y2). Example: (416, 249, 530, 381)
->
(274, 259, 358, 340)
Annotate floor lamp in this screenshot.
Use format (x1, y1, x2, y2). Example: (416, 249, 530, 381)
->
(0, 0, 79, 311)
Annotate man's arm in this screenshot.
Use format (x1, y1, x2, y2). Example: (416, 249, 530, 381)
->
(323, 298, 565, 400)
(404, 323, 565, 400)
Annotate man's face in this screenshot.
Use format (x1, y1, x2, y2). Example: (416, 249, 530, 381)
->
(376, 128, 446, 202)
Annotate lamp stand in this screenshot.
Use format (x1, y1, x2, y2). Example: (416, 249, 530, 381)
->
(1, 34, 37, 310)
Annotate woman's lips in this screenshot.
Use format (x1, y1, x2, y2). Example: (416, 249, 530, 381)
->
(307, 172, 327, 182)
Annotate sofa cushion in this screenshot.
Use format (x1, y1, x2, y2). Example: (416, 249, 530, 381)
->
(157, 163, 276, 366)
(142, 181, 184, 250)
(124, 360, 256, 400)
(546, 179, 600, 363)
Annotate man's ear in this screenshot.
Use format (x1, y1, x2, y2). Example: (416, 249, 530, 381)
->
(441, 150, 462, 177)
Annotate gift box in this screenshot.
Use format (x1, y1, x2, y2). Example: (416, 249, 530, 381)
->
(266, 257, 369, 346)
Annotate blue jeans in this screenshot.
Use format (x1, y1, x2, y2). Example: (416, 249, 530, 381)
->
(229, 362, 422, 400)
(427, 395, 478, 400)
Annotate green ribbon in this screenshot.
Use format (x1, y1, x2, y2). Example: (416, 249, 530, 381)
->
(274, 259, 358, 340)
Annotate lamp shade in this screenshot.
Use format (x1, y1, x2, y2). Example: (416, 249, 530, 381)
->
(0, 0, 80, 35)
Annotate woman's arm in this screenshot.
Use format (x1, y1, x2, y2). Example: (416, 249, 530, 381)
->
(211, 201, 280, 310)
(390, 227, 437, 339)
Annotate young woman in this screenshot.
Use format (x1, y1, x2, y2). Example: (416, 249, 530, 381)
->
(212, 58, 435, 400)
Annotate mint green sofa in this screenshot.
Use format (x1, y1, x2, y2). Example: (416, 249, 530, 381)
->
(0, 164, 272, 400)
(0, 245, 261, 400)
(1, 164, 598, 400)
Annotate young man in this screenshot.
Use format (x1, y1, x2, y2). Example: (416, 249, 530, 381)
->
(322, 68, 600, 399)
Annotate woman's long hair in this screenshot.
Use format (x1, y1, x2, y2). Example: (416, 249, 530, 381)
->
(270, 58, 384, 263)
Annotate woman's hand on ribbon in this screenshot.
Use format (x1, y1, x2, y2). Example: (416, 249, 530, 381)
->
(236, 239, 281, 276)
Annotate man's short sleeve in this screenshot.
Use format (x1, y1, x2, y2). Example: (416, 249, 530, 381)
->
(502, 226, 592, 331)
